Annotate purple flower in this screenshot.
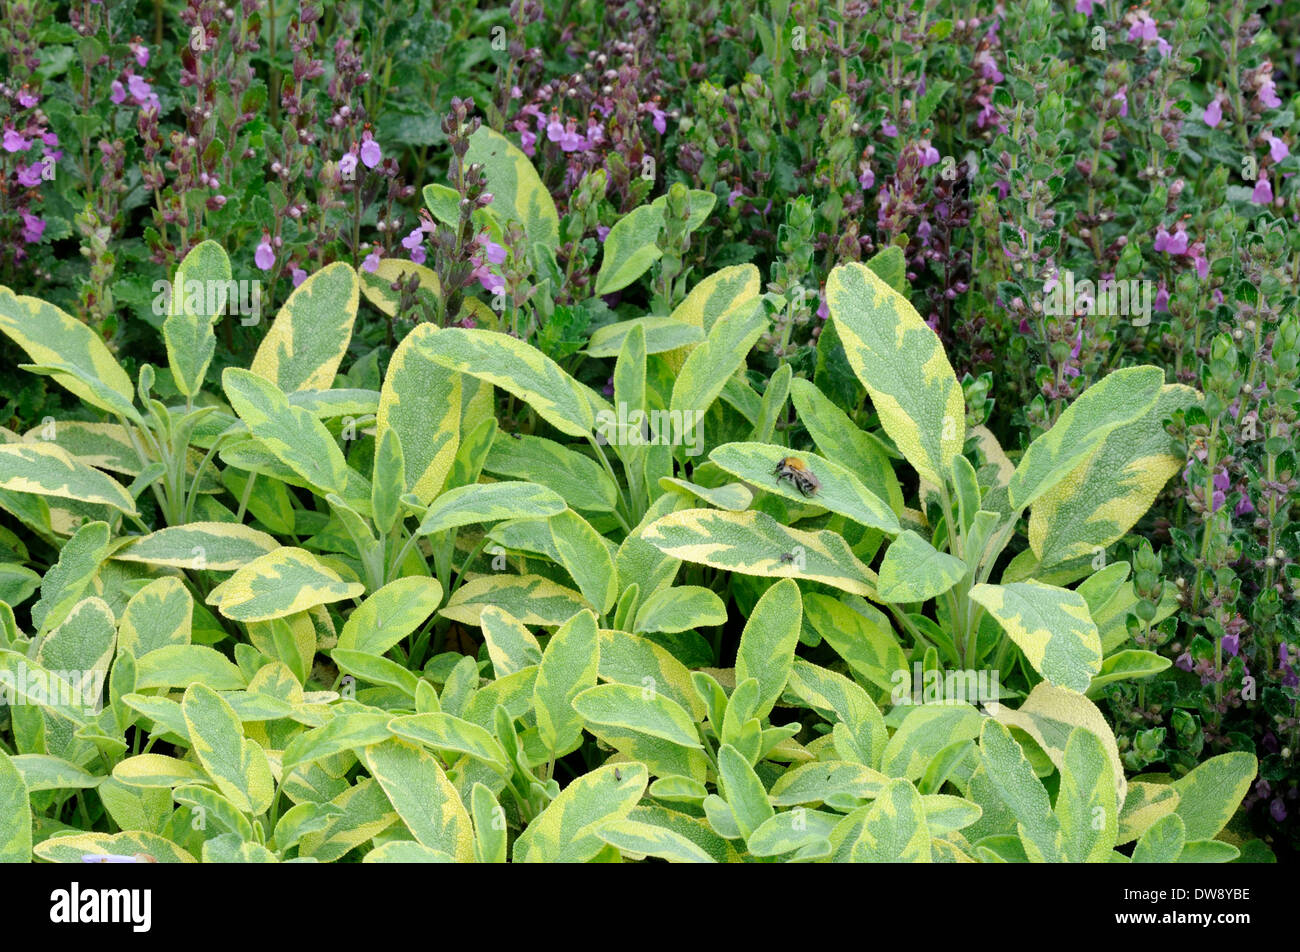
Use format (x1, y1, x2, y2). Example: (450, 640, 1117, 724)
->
(1271, 799, 1288, 822)
(881, 122, 899, 138)
(338, 152, 358, 177)
(127, 74, 152, 101)
(291, 266, 308, 287)
(1155, 225, 1188, 255)
(1074, 0, 1098, 14)
(1194, 253, 1209, 280)
(1222, 633, 1240, 657)
(131, 41, 150, 67)
(484, 241, 507, 265)
(1268, 135, 1289, 162)
(1175, 651, 1194, 672)
(520, 130, 536, 155)
(1113, 87, 1128, 117)
(1252, 177, 1273, 204)
(362, 251, 381, 272)
(728, 187, 744, 208)
(859, 168, 875, 189)
(651, 107, 667, 135)
(1128, 14, 1158, 43)
(20, 212, 44, 242)
(402, 228, 427, 264)
(359, 134, 382, 169)
(121, 73, 159, 110)
(920, 144, 940, 167)
(976, 51, 1004, 83)
(1203, 98, 1222, 128)
(1235, 490, 1255, 516)
(1154, 282, 1170, 312)
(1259, 77, 1282, 110)
(596, 225, 610, 242)
(16, 163, 43, 187)
(816, 296, 829, 321)
(254, 238, 274, 271)
(110, 80, 126, 105)
(3, 129, 31, 152)
(546, 120, 565, 143)
(17, 89, 38, 108)
(476, 266, 504, 294)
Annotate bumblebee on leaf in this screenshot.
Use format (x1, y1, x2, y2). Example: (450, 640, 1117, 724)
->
(773, 456, 821, 497)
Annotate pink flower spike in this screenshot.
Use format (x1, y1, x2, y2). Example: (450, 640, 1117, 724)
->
(359, 135, 382, 168)
(1252, 177, 1273, 204)
(3, 129, 31, 152)
(1269, 135, 1289, 162)
(255, 238, 275, 271)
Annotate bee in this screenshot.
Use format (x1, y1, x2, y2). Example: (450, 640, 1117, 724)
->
(773, 456, 821, 497)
